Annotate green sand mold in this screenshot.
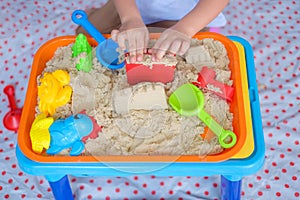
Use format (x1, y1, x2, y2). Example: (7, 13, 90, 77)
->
(72, 34, 93, 72)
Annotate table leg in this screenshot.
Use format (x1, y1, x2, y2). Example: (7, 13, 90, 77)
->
(221, 175, 242, 200)
(48, 175, 74, 200)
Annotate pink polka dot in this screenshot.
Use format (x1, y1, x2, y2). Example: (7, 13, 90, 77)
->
(276, 192, 281, 197)
(282, 168, 287, 173)
(133, 190, 138, 195)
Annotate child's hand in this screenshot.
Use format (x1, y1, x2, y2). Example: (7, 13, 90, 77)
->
(151, 28, 191, 61)
(111, 21, 149, 63)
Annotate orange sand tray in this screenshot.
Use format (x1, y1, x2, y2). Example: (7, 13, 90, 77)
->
(18, 32, 247, 162)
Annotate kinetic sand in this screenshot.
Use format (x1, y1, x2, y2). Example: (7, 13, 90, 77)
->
(38, 38, 233, 156)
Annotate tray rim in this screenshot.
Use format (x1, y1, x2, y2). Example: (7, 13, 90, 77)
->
(17, 32, 248, 163)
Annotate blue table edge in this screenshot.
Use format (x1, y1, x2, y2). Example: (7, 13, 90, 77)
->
(16, 36, 265, 182)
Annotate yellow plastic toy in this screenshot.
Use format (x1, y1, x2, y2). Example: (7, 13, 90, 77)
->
(38, 70, 72, 116)
(29, 113, 54, 154)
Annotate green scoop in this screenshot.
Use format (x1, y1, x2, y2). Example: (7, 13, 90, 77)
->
(168, 83, 237, 149)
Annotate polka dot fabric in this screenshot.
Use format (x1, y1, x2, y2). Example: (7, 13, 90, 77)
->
(0, 0, 299, 199)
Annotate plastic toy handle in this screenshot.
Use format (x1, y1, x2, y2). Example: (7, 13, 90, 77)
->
(198, 109, 237, 148)
(71, 10, 106, 44)
(4, 85, 17, 111)
(218, 129, 237, 149)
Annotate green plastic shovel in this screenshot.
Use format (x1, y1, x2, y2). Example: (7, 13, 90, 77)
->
(168, 83, 237, 148)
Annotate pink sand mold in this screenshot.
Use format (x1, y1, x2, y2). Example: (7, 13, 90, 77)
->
(192, 66, 234, 102)
(125, 50, 176, 85)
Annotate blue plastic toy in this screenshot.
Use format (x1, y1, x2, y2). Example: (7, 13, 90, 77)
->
(46, 114, 93, 156)
(71, 10, 125, 70)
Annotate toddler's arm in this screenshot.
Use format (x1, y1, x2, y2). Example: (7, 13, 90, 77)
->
(111, 0, 149, 62)
(173, 0, 229, 37)
(152, 0, 230, 60)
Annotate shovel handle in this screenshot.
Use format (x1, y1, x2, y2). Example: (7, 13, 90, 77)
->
(72, 10, 106, 44)
(198, 110, 237, 148)
(4, 85, 18, 111)
(218, 130, 237, 148)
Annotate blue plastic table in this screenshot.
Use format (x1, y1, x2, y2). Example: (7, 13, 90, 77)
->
(16, 36, 265, 200)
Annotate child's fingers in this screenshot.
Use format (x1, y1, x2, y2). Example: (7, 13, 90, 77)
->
(126, 28, 149, 62)
(136, 33, 146, 62)
(168, 40, 181, 55)
(144, 32, 149, 50)
(111, 29, 127, 51)
(142, 31, 150, 57)
(128, 34, 137, 63)
(111, 29, 119, 41)
(152, 39, 170, 61)
(151, 40, 160, 60)
(117, 32, 127, 51)
(178, 41, 190, 56)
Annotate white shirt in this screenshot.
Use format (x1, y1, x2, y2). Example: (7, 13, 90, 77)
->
(136, 0, 227, 27)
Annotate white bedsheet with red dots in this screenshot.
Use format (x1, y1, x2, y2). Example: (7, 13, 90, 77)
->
(0, 0, 299, 199)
